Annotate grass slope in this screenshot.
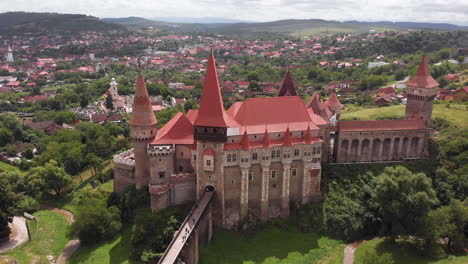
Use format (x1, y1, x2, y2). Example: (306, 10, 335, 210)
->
(68, 228, 140, 264)
(0, 161, 21, 173)
(200, 228, 344, 264)
(2, 210, 69, 263)
(340, 104, 468, 129)
(355, 238, 468, 264)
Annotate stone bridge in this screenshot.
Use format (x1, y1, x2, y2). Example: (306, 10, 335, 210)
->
(158, 187, 215, 264)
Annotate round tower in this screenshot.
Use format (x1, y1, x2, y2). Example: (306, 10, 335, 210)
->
(130, 72, 158, 188)
(405, 56, 439, 127)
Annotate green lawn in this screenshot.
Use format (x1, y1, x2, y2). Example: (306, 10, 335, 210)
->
(74, 160, 114, 184)
(355, 238, 468, 264)
(2, 210, 69, 263)
(200, 228, 344, 264)
(0, 161, 25, 174)
(68, 228, 140, 264)
(341, 104, 468, 129)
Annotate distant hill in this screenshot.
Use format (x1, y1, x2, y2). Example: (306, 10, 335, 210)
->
(346, 21, 468, 31)
(151, 17, 253, 24)
(0, 12, 125, 34)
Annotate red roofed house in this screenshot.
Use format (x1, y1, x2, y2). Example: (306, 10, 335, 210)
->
(112, 53, 436, 239)
(453, 87, 468, 102)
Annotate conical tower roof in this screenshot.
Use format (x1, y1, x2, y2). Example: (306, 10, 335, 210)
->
(324, 92, 342, 107)
(262, 128, 272, 148)
(278, 69, 298, 96)
(194, 51, 229, 128)
(130, 73, 157, 126)
(283, 127, 293, 147)
(239, 131, 251, 151)
(407, 56, 439, 88)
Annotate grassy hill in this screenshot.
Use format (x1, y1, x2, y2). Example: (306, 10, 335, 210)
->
(104, 17, 468, 36)
(341, 104, 468, 130)
(0, 12, 125, 34)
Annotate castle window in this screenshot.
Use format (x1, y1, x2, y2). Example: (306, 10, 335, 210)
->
(193, 155, 197, 161)
(232, 153, 237, 162)
(271, 170, 277, 179)
(159, 172, 166, 179)
(206, 160, 211, 167)
(292, 168, 297, 177)
(181, 152, 184, 157)
(249, 171, 254, 181)
(241, 158, 248, 163)
(227, 154, 232, 162)
(252, 152, 258, 160)
(179, 166, 183, 172)
(294, 149, 300, 156)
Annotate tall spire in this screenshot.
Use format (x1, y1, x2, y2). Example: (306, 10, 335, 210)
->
(194, 51, 229, 128)
(262, 128, 272, 148)
(278, 69, 298, 96)
(282, 127, 293, 147)
(407, 56, 439, 88)
(239, 131, 251, 151)
(130, 73, 157, 126)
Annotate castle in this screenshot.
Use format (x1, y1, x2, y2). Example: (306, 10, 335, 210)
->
(114, 53, 438, 229)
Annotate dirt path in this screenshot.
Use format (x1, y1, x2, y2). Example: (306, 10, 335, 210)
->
(0, 216, 29, 254)
(343, 241, 363, 264)
(39, 205, 80, 264)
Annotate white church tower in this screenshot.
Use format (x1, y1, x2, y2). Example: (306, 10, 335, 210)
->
(6, 45, 13, 63)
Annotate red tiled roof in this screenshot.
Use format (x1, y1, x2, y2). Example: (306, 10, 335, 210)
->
(262, 128, 272, 148)
(194, 52, 230, 128)
(151, 112, 194, 145)
(338, 119, 426, 132)
(229, 96, 319, 134)
(407, 56, 439, 88)
(304, 125, 313, 144)
(130, 74, 158, 126)
(203, 148, 214, 155)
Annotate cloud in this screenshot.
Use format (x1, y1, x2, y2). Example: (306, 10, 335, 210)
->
(0, 0, 467, 25)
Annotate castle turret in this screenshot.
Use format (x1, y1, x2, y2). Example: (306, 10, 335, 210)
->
(194, 51, 230, 227)
(130, 72, 157, 188)
(278, 69, 298, 96)
(405, 56, 439, 127)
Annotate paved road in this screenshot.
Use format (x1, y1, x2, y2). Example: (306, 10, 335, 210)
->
(0, 217, 29, 253)
(158, 190, 214, 264)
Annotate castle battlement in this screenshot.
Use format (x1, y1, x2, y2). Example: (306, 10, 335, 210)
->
(147, 144, 174, 156)
(113, 149, 135, 166)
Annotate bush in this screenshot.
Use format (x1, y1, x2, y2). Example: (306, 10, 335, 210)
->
(130, 205, 191, 260)
(67, 197, 122, 245)
(361, 250, 395, 264)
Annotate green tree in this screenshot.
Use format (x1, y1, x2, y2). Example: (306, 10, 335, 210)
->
(30, 160, 74, 196)
(373, 166, 439, 239)
(68, 197, 122, 245)
(105, 94, 114, 110)
(85, 153, 103, 178)
(0, 176, 19, 239)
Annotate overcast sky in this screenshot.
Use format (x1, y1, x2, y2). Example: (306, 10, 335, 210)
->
(1, 0, 468, 25)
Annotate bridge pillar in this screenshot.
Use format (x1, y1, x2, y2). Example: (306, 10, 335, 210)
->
(208, 202, 213, 242)
(184, 229, 199, 264)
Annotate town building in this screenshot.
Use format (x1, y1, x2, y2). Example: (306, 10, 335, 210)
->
(5, 45, 13, 62)
(105, 78, 125, 109)
(114, 53, 437, 229)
